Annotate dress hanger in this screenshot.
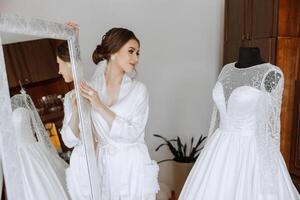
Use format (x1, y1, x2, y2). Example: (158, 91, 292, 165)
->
(18, 80, 26, 94)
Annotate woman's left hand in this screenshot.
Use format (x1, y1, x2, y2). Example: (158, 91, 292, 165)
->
(65, 21, 80, 36)
(80, 82, 103, 108)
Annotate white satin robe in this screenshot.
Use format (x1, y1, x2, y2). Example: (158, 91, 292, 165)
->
(60, 90, 92, 200)
(89, 64, 160, 200)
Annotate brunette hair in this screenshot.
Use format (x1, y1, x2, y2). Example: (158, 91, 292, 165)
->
(56, 41, 70, 62)
(92, 28, 140, 65)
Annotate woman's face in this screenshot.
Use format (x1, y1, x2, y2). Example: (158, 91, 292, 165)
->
(112, 39, 140, 73)
(57, 56, 73, 83)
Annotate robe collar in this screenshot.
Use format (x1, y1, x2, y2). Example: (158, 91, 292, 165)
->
(94, 61, 135, 105)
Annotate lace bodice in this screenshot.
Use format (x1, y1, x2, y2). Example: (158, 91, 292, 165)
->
(11, 94, 56, 152)
(208, 62, 284, 195)
(218, 63, 282, 102)
(209, 63, 283, 141)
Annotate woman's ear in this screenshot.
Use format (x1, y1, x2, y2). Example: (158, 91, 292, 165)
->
(110, 53, 117, 61)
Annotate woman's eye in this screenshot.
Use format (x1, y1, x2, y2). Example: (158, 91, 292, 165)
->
(129, 50, 134, 54)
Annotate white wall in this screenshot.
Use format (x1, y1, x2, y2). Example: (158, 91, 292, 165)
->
(0, 0, 224, 195)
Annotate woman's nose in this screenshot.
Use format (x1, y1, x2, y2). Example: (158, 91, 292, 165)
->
(134, 55, 139, 63)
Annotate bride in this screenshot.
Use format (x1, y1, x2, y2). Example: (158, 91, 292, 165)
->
(80, 27, 160, 199)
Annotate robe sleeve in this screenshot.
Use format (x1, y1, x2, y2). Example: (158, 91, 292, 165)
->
(108, 84, 149, 143)
(60, 94, 81, 148)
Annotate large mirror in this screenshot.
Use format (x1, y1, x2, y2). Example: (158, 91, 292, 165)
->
(0, 14, 99, 200)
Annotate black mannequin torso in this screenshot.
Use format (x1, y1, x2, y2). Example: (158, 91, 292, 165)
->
(234, 47, 281, 92)
(235, 47, 266, 68)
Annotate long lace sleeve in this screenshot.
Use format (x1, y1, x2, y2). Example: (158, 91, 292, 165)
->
(207, 67, 225, 139)
(265, 69, 284, 150)
(257, 67, 284, 196)
(207, 104, 219, 139)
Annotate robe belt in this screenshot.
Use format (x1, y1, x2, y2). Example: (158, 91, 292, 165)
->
(98, 142, 144, 198)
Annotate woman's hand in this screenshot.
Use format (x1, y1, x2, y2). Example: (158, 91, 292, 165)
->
(80, 82, 116, 125)
(80, 81, 103, 109)
(65, 21, 80, 36)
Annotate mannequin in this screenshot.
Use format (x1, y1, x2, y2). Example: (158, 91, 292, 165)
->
(179, 48, 299, 200)
(235, 47, 266, 68)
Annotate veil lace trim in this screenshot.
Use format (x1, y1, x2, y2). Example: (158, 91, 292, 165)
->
(11, 93, 56, 153)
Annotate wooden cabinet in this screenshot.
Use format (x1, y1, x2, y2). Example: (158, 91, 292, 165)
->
(223, 0, 245, 64)
(249, 0, 278, 39)
(276, 0, 300, 185)
(290, 81, 300, 191)
(3, 39, 60, 88)
(224, 0, 278, 64)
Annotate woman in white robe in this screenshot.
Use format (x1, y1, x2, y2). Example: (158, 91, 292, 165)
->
(56, 40, 92, 200)
(80, 28, 159, 200)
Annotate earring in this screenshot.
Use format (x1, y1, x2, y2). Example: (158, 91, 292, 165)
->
(111, 55, 116, 61)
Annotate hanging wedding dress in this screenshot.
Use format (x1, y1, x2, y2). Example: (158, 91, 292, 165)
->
(60, 90, 92, 200)
(89, 61, 160, 200)
(11, 94, 69, 200)
(179, 62, 300, 200)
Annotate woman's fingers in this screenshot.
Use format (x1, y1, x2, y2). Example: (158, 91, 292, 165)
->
(80, 89, 91, 100)
(80, 84, 90, 94)
(65, 21, 80, 35)
(79, 82, 100, 106)
(81, 82, 96, 92)
(80, 82, 98, 98)
(65, 21, 79, 28)
(79, 83, 91, 98)
(80, 85, 90, 96)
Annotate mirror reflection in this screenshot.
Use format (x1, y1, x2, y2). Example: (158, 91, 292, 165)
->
(1, 32, 90, 199)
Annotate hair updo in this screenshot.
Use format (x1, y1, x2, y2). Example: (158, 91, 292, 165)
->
(92, 28, 140, 65)
(56, 41, 70, 62)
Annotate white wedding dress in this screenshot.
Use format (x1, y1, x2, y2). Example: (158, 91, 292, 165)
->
(60, 90, 92, 200)
(179, 63, 300, 200)
(89, 62, 160, 200)
(12, 107, 69, 200)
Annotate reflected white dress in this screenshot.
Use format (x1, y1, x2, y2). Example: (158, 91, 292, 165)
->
(89, 63, 160, 200)
(60, 90, 92, 200)
(12, 107, 69, 200)
(179, 63, 300, 200)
